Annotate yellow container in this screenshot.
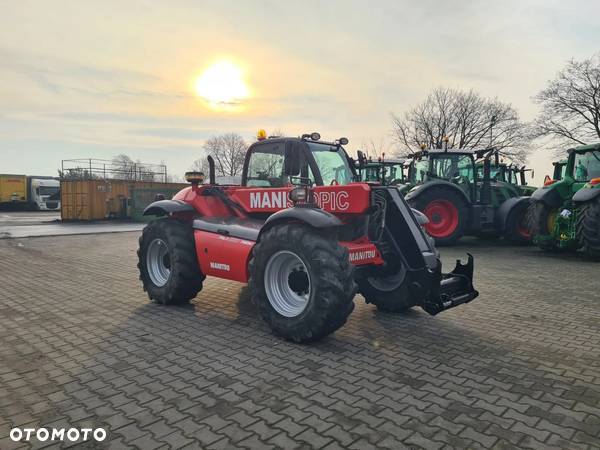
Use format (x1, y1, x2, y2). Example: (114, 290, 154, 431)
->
(0, 174, 27, 204)
(60, 180, 188, 221)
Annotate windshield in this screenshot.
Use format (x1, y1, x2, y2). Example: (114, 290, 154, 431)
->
(307, 143, 353, 185)
(476, 165, 504, 182)
(431, 154, 474, 182)
(384, 164, 403, 182)
(38, 186, 60, 196)
(411, 158, 429, 183)
(574, 151, 600, 182)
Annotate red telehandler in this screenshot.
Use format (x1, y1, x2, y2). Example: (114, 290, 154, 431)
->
(138, 133, 478, 342)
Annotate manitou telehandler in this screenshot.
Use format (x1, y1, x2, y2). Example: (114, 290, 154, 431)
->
(138, 132, 478, 342)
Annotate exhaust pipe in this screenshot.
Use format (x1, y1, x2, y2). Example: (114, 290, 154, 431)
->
(207, 155, 216, 185)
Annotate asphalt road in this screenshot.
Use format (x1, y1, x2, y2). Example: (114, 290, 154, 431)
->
(0, 212, 144, 239)
(0, 232, 599, 449)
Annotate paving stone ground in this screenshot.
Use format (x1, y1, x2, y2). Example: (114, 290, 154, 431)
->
(0, 232, 599, 449)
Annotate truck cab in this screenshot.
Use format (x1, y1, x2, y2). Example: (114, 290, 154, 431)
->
(29, 177, 61, 210)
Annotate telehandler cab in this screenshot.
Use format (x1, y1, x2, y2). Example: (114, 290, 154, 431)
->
(138, 132, 478, 342)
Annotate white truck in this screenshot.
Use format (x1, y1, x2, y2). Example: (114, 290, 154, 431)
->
(0, 175, 60, 210)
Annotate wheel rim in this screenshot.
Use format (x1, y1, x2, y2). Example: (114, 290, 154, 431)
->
(146, 238, 171, 287)
(423, 200, 459, 238)
(264, 250, 311, 318)
(367, 262, 407, 292)
(517, 210, 531, 239)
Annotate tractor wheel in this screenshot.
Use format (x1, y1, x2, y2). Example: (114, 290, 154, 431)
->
(576, 197, 600, 260)
(409, 188, 467, 245)
(526, 202, 558, 250)
(504, 201, 532, 244)
(248, 224, 356, 343)
(138, 219, 204, 305)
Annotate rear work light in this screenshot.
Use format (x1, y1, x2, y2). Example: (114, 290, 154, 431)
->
(590, 177, 600, 186)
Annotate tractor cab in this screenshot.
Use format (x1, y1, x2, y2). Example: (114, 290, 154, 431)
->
(551, 159, 568, 181)
(355, 152, 406, 186)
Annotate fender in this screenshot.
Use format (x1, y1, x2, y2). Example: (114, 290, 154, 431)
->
(530, 186, 563, 208)
(261, 206, 342, 236)
(572, 187, 600, 203)
(404, 180, 471, 206)
(143, 199, 195, 216)
(494, 196, 530, 232)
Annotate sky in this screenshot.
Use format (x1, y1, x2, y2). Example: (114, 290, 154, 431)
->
(1, 0, 599, 182)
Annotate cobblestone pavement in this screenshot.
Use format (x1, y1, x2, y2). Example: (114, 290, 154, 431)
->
(1, 233, 599, 449)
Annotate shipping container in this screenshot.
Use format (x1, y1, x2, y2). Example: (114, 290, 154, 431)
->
(60, 179, 188, 221)
(0, 174, 27, 205)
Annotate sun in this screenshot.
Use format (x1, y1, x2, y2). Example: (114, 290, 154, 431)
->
(194, 60, 249, 109)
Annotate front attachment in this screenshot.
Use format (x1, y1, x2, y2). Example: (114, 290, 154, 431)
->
(420, 254, 478, 315)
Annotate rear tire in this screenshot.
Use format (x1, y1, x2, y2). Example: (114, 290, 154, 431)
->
(248, 224, 356, 343)
(576, 197, 600, 260)
(138, 219, 204, 305)
(504, 201, 532, 245)
(408, 188, 467, 245)
(526, 201, 557, 250)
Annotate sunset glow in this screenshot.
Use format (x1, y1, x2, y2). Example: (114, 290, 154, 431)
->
(194, 60, 249, 109)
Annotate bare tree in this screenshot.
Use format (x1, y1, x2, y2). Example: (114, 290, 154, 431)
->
(392, 87, 532, 163)
(112, 154, 136, 179)
(201, 133, 247, 176)
(533, 55, 600, 150)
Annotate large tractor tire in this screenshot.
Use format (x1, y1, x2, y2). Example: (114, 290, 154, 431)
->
(504, 201, 532, 244)
(138, 219, 204, 305)
(576, 197, 600, 260)
(248, 224, 356, 343)
(409, 188, 467, 245)
(526, 202, 558, 250)
(357, 265, 418, 313)
(357, 229, 438, 313)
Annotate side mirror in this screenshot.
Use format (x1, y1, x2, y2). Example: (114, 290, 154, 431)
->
(283, 141, 302, 176)
(531, 170, 535, 179)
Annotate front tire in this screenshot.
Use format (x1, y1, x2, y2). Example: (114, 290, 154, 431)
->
(138, 219, 204, 305)
(576, 197, 600, 260)
(248, 224, 356, 343)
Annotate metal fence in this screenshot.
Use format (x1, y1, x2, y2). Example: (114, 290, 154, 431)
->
(60, 159, 167, 183)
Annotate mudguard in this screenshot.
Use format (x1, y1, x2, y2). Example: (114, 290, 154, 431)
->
(263, 206, 342, 231)
(531, 187, 563, 208)
(494, 196, 530, 232)
(572, 187, 600, 203)
(404, 180, 471, 205)
(143, 199, 196, 216)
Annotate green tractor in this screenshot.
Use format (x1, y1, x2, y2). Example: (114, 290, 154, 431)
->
(355, 151, 406, 186)
(404, 148, 531, 245)
(527, 143, 600, 259)
(475, 155, 537, 196)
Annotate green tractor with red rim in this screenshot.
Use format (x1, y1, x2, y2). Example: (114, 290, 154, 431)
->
(527, 143, 600, 259)
(404, 148, 532, 245)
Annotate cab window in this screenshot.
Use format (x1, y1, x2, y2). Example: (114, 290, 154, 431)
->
(574, 151, 600, 182)
(246, 144, 286, 187)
